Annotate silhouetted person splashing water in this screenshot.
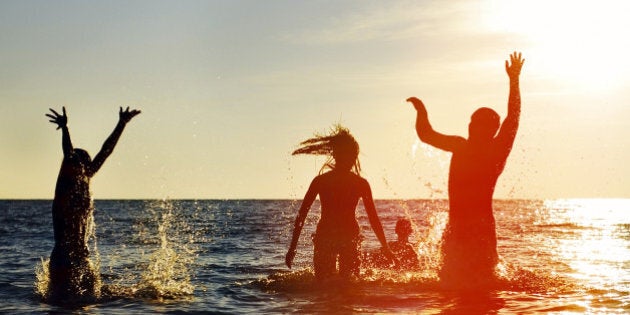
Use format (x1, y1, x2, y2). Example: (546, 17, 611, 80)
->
(286, 125, 396, 281)
(45, 106, 140, 302)
(407, 52, 524, 287)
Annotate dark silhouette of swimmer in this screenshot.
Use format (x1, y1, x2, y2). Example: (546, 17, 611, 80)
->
(388, 219, 420, 270)
(407, 52, 524, 285)
(368, 218, 420, 270)
(45, 106, 140, 301)
(286, 125, 396, 281)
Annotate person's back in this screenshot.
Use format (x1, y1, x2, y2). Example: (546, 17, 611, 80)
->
(315, 170, 365, 241)
(388, 240, 419, 269)
(285, 125, 395, 281)
(45, 106, 140, 302)
(443, 138, 505, 281)
(448, 139, 503, 227)
(52, 152, 93, 255)
(407, 52, 524, 286)
(49, 154, 96, 301)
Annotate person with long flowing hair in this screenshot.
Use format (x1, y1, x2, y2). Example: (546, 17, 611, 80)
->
(285, 125, 395, 281)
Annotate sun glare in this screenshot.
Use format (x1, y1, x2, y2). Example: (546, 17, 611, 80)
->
(542, 199, 630, 290)
(483, 0, 630, 92)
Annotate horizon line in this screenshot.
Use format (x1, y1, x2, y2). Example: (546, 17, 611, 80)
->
(2, 197, 629, 201)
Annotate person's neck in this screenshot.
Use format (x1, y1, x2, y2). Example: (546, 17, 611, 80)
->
(332, 167, 352, 173)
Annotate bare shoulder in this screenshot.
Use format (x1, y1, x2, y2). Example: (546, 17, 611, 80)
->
(312, 174, 325, 185)
(312, 172, 332, 187)
(352, 174, 371, 189)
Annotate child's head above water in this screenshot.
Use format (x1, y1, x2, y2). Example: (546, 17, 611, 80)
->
(292, 124, 361, 174)
(395, 218, 413, 239)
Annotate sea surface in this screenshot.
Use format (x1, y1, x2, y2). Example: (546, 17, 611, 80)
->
(0, 199, 628, 314)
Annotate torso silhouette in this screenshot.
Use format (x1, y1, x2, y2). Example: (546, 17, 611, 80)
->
(315, 170, 365, 241)
(407, 51, 523, 285)
(52, 158, 93, 258)
(45, 107, 140, 301)
(448, 139, 506, 234)
(48, 153, 99, 301)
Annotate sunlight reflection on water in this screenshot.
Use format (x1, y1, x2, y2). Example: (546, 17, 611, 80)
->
(542, 199, 630, 293)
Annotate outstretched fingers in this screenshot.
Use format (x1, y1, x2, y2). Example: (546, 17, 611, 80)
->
(48, 108, 60, 117)
(46, 107, 68, 129)
(119, 106, 142, 122)
(506, 51, 524, 77)
(510, 51, 524, 66)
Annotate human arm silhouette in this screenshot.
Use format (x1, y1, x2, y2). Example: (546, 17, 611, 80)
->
(406, 97, 465, 152)
(495, 52, 524, 161)
(361, 181, 397, 264)
(46, 107, 74, 157)
(86, 107, 141, 177)
(285, 178, 319, 269)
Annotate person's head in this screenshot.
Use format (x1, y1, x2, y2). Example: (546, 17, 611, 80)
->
(330, 129, 359, 172)
(468, 107, 500, 142)
(62, 148, 91, 176)
(292, 125, 361, 174)
(395, 218, 413, 241)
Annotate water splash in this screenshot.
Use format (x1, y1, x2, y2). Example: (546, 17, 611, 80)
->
(35, 199, 197, 303)
(34, 206, 102, 302)
(414, 204, 447, 276)
(34, 258, 50, 298)
(134, 200, 195, 299)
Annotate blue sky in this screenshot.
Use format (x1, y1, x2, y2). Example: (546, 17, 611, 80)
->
(1, 0, 629, 199)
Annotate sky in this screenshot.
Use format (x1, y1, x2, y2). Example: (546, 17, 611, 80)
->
(1, 0, 629, 199)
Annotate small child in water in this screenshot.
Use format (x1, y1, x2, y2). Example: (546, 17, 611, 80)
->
(387, 218, 420, 270)
(285, 125, 396, 281)
(366, 218, 420, 270)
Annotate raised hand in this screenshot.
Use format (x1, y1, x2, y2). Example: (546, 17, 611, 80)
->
(406, 97, 426, 111)
(505, 51, 525, 79)
(119, 106, 141, 123)
(46, 107, 68, 130)
(406, 97, 428, 118)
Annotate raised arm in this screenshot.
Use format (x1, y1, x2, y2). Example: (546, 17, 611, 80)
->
(285, 178, 319, 269)
(495, 52, 524, 158)
(86, 107, 141, 177)
(46, 107, 73, 157)
(406, 97, 465, 152)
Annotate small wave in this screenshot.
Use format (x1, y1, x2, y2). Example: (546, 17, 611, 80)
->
(253, 268, 442, 293)
(253, 261, 576, 295)
(533, 222, 594, 230)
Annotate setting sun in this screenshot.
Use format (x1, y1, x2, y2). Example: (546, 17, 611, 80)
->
(483, 0, 630, 92)
(1, 1, 629, 313)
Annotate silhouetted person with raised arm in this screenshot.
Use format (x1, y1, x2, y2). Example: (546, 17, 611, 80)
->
(286, 125, 396, 281)
(407, 52, 524, 286)
(45, 106, 140, 302)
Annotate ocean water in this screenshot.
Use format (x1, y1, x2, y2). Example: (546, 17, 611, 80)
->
(0, 199, 628, 314)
